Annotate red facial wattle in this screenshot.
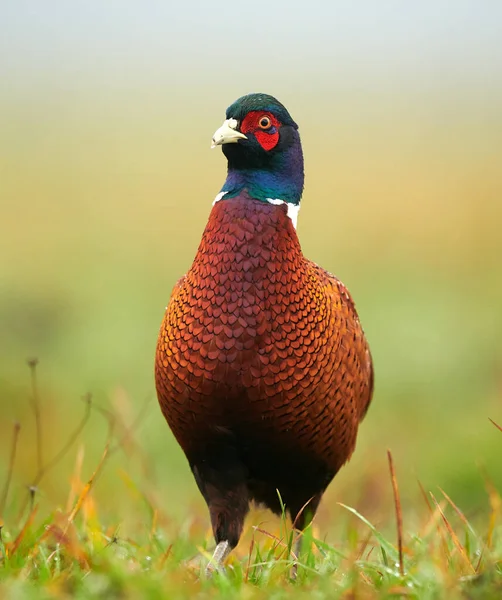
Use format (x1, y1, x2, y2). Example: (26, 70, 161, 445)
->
(240, 111, 281, 151)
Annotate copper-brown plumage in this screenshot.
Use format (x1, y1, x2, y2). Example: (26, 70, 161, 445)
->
(155, 93, 373, 569)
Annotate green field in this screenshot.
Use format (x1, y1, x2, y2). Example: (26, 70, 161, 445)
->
(1, 72, 502, 598)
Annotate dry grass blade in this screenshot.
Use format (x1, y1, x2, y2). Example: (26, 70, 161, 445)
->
(253, 527, 292, 555)
(157, 543, 173, 570)
(472, 469, 501, 572)
(109, 395, 152, 455)
(9, 505, 38, 557)
(480, 468, 501, 552)
(18, 394, 93, 520)
(32, 394, 93, 488)
(44, 520, 90, 569)
(488, 418, 502, 433)
(64, 440, 111, 535)
(439, 488, 476, 535)
(150, 508, 158, 542)
(245, 536, 255, 582)
(419, 480, 451, 568)
(0, 422, 21, 521)
(292, 496, 315, 530)
(356, 528, 374, 562)
(387, 585, 416, 596)
(66, 445, 85, 514)
(430, 492, 475, 574)
(27, 358, 43, 474)
(387, 450, 404, 577)
(417, 480, 433, 516)
(439, 487, 484, 573)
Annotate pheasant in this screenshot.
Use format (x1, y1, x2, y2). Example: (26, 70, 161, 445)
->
(155, 93, 373, 573)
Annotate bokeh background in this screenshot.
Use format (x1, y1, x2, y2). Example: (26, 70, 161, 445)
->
(1, 1, 501, 539)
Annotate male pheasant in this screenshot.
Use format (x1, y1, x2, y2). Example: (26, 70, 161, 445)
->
(155, 93, 373, 572)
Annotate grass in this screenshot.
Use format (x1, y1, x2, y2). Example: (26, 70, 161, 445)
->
(0, 363, 501, 599)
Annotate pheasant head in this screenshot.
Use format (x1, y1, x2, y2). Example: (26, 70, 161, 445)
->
(211, 93, 304, 226)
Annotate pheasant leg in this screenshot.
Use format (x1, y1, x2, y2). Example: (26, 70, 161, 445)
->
(206, 540, 231, 576)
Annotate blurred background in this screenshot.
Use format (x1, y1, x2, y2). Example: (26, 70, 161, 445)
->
(1, 1, 501, 539)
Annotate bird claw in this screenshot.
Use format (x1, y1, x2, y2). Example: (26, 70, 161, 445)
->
(205, 561, 226, 578)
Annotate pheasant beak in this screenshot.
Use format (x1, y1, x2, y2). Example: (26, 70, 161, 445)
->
(211, 118, 247, 149)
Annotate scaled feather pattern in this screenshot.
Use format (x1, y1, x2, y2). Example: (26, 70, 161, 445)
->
(155, 93, 373, 557)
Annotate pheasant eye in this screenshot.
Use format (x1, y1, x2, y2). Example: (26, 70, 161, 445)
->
(258, 116, 272, 130)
